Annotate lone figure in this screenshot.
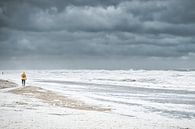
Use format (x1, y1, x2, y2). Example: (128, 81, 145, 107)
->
(21, 72, 27, 86)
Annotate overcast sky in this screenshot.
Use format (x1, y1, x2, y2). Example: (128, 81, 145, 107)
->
(0, 0, 195, 70)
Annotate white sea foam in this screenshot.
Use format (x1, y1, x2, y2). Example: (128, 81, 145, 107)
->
(1, 69, 195, 128)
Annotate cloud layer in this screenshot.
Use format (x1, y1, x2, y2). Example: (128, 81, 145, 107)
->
(0, 0, 195, 69)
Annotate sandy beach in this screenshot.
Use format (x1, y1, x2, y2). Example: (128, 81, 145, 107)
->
(0, 80, 116, 129)
(0, 69, 195, 129)
(0, 79, 132, 129)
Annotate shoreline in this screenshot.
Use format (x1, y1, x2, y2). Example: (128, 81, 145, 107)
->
(0, 79, 110, 112)
(9, 86, 111, 111)
(0, 79, 194, 129)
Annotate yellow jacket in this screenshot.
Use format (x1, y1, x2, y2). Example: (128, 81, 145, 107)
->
(21, 72, 27, 80)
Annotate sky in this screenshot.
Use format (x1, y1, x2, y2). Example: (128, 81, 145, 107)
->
(0, 0, 195, 70)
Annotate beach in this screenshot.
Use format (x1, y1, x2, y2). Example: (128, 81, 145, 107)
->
(0, 80, 129, 129)
(0, 70, 195, 129)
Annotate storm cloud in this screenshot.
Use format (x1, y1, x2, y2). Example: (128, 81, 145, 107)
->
(0, 0, 195, 69)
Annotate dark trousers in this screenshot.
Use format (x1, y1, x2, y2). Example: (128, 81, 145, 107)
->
(22, 80, 25, 86)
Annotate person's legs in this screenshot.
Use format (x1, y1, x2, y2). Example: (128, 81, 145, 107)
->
(22, 80, 25, 86)
(24, 80, 25, 86)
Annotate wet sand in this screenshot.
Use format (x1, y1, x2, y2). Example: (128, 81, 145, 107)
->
(0, 79, 110, 111)
(0, 79, 17, 89)
(9, 86, 111, 111)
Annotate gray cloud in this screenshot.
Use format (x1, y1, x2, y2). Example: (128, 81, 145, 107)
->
(0, 0, 195, 69)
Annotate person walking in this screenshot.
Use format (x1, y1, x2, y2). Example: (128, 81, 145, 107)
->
(21, 72, 27, 86)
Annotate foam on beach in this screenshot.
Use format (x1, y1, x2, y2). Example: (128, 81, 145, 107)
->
(9, 86, 111, 111)
(0, 70, 195, 129)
